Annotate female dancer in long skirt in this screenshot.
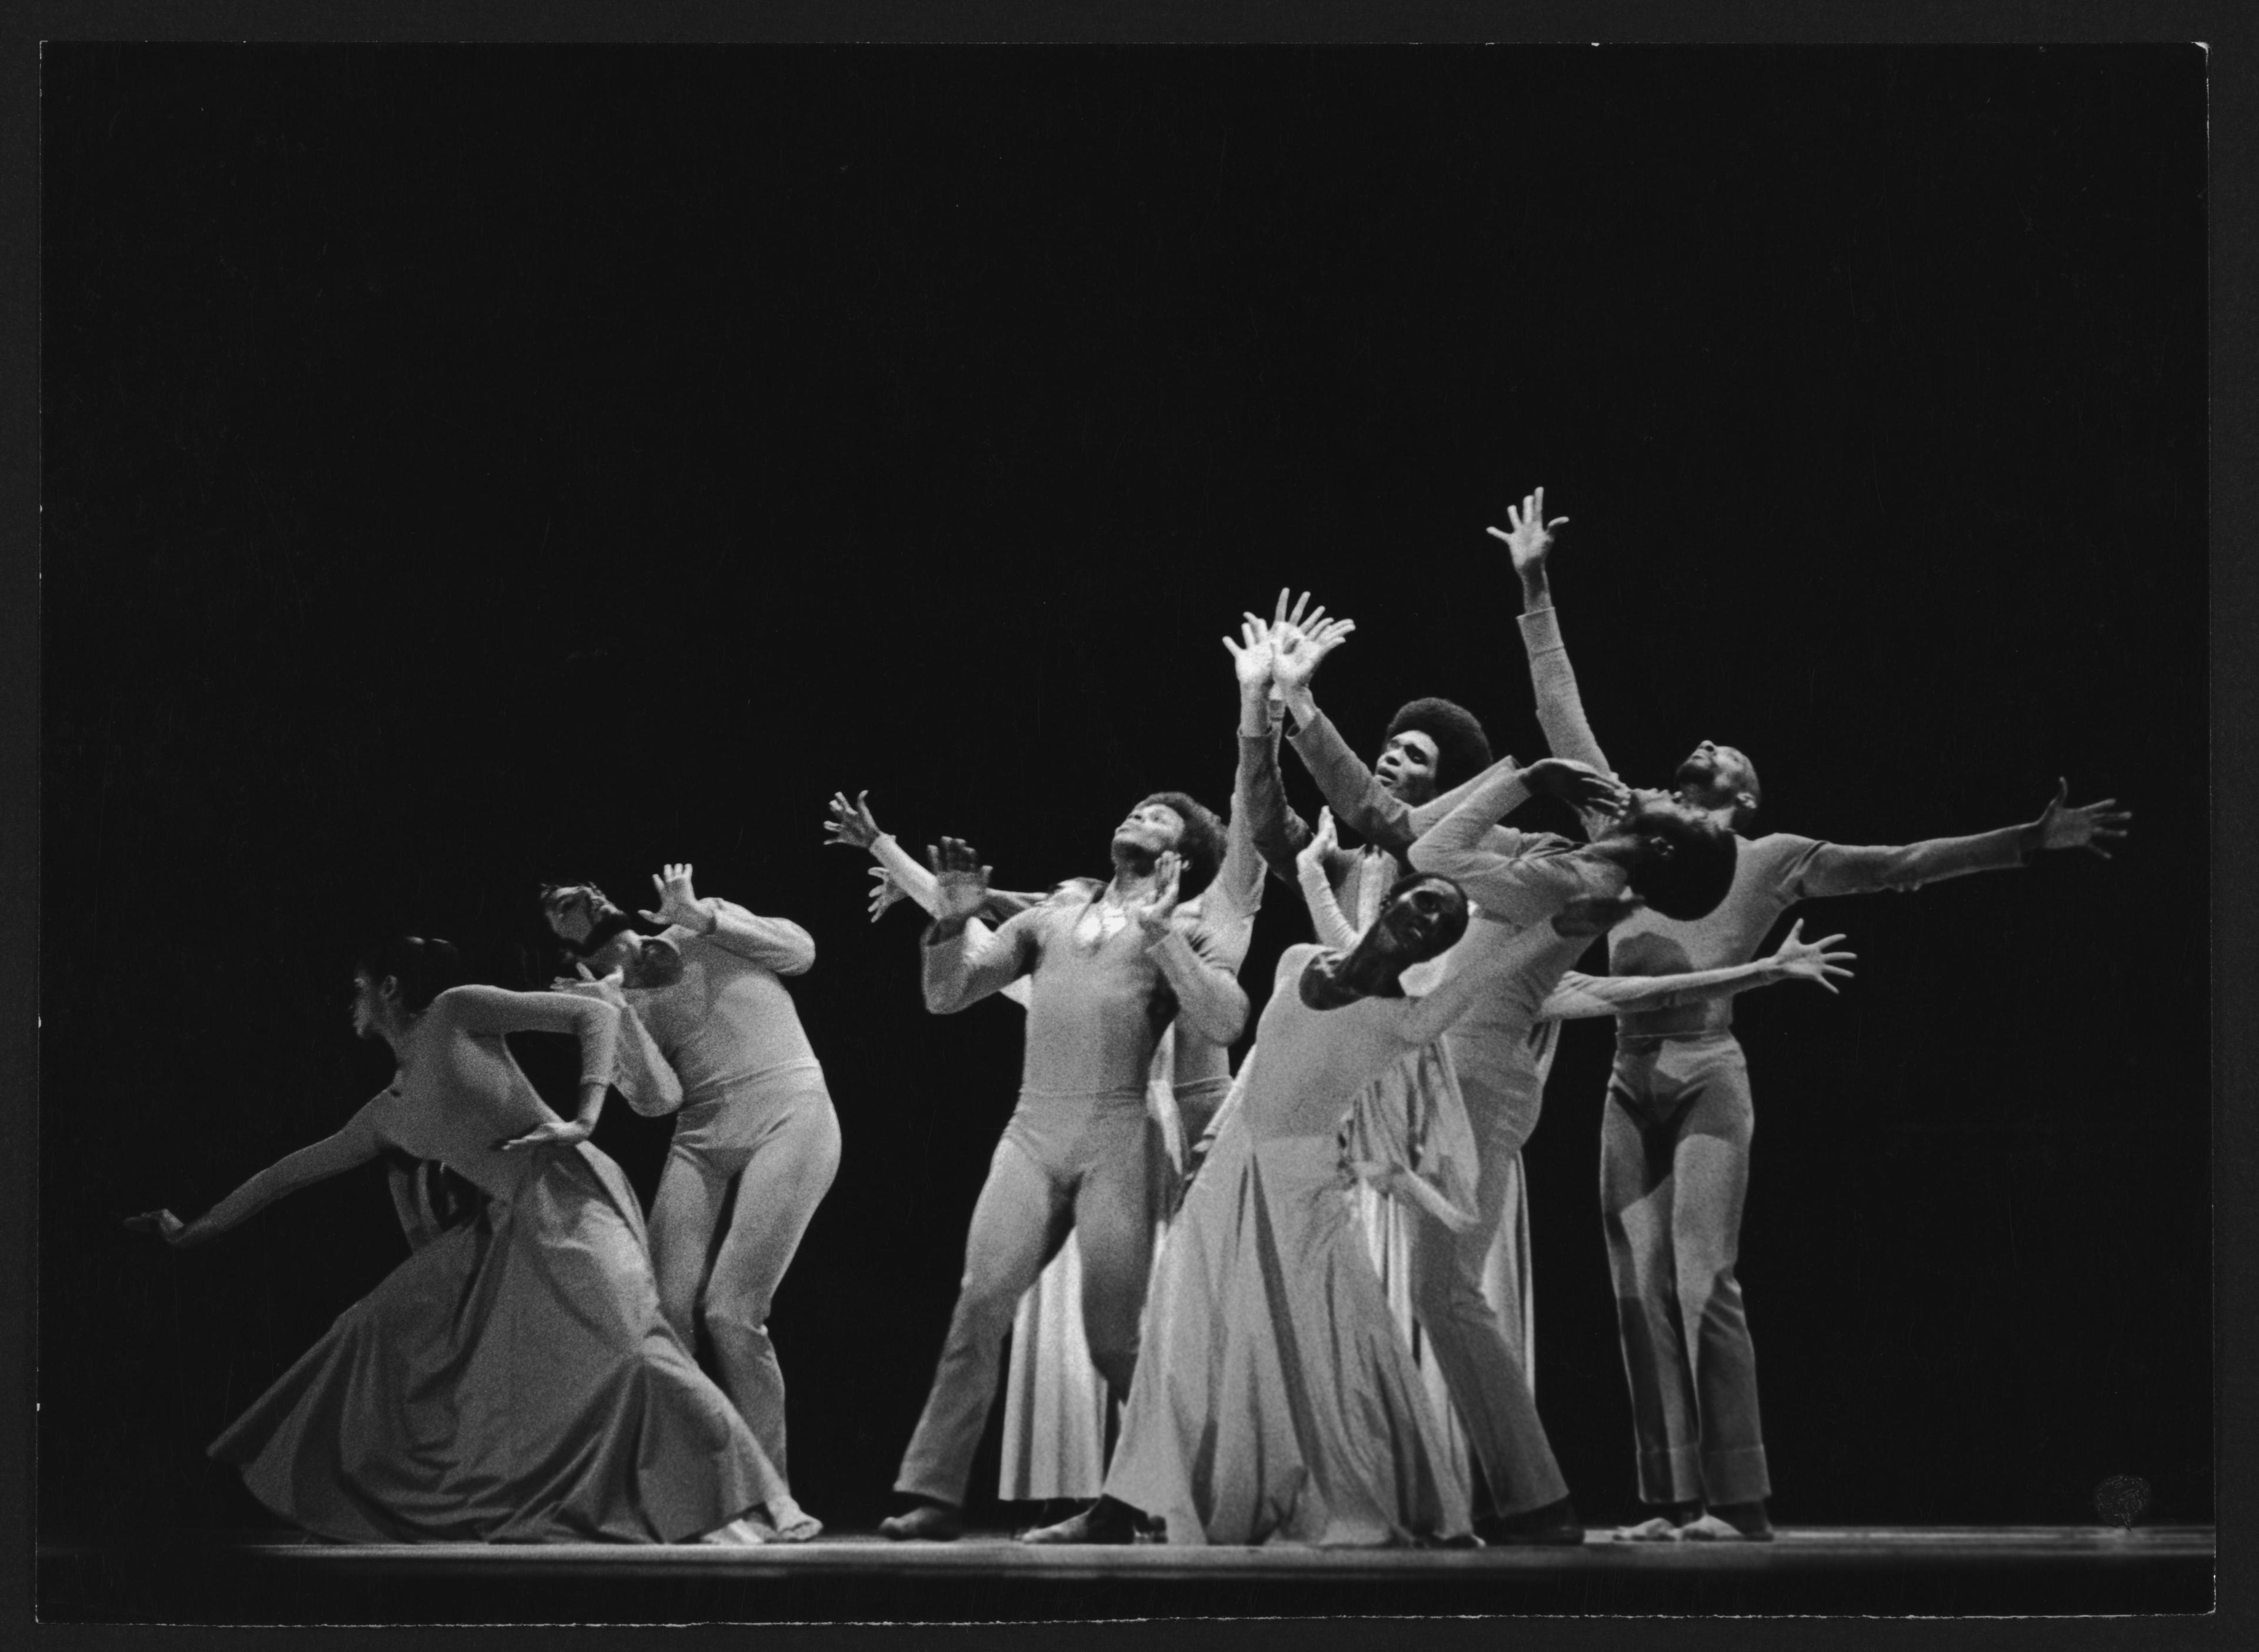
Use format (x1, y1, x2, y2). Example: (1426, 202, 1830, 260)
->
(127, 935, 781, 1545)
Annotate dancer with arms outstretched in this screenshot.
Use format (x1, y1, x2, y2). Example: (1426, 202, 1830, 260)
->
(1491, 484, 2131, 1540)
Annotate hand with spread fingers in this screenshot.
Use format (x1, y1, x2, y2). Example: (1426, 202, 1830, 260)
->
(1131, 850, 1187, 943)
(825, 789, 884, 852)
(2031, 778, 2131, 860)
(927, 837, 994, 927)
(639, 862, 710, 932)
(1765, 920, 1857, 992)
(867, 864, 911, 922)
(1486, 485, 1570, 582)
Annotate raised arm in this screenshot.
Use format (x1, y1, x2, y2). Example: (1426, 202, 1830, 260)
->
(1541, 921, 1855, 1018)
(1198, 666, 1276, 934)
(127, 1098, 387, 1248)
(639, 863, 815, 975)
(1135, 851, 1252, 1048)
(1491, 488, 1617, 838)
(1791, 780, 2131, 900)
(1262, 594, 1447, 857)
(1295, 808, 1362, 949)
(1225, 608, 1337, 886)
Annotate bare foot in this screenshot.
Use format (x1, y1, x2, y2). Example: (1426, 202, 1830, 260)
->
(878, 1501, 964, 1543)
(1017, 1498, 1138, 1545)
(698, 1517, 769, 1547)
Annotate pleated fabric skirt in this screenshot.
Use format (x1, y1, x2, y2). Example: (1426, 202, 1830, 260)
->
(211, 1143, 775, 1544)
(1102, 1128, 1472, 1547)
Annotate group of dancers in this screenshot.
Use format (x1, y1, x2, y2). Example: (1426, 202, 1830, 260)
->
(128, 488, 2130, 1548)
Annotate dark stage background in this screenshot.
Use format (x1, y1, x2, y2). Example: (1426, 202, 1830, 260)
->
(41, 44, 2207, 1538)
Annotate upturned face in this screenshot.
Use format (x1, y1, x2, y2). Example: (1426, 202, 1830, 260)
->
(1672, 740, 1756, 815)
(1374, 730, 1442, 804)
(1112, 801, 1187, 860)
(541, 884, 621, 947)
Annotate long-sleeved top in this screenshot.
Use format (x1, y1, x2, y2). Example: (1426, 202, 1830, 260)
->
(1244, 708, 1518, 907)
(364, 986, 622, 1201)
(924, 891, 1250, 1101)
(625, 897, 822, 1102)
(1518, 602, 2033, 1037)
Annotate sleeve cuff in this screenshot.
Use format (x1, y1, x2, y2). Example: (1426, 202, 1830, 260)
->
(1518, 604, 1564, 652)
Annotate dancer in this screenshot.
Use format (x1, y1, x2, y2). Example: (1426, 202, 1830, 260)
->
(539, 867, 835, 1540)
(1242, 595, 1594, 1542)
(829, 777, 1268, 1513)
(879, 796, 1248, 1541)
(1491, 485, 2133, 1540)
(126, 936, 780, 1545)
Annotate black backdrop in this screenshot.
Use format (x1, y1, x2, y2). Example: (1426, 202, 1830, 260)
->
(39, 44, 2208, 1538)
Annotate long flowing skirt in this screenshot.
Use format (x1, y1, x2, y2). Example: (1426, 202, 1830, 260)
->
(210, 1143, 775, 1543)
(1102, 1127, 1472, 1547)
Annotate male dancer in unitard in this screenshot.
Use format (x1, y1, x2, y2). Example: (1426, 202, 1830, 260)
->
(1492, 485, 2131, 1540)
(1241, 596, 1602, 1543)
(541, 865, 837, 1540)
(826, 778, 1264, 1518)
(879, 797, 1250, 1541)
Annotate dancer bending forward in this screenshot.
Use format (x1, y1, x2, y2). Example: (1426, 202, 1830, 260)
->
(542, 865, 835, 1539)
(127, 936, 781, 1545)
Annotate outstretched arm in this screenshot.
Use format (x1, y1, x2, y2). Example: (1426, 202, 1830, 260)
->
(831, 791, 1046, 922)
(1541, 921, 1855, 1018)
(1408, 755, 1624, 924)
(127, 1100, 387, 1247)
(922, 838, 1042, 1012)
(1791, 781, 2131, 900)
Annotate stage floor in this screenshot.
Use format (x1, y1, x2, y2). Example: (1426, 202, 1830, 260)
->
(39, 1524, 2215, 1621)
